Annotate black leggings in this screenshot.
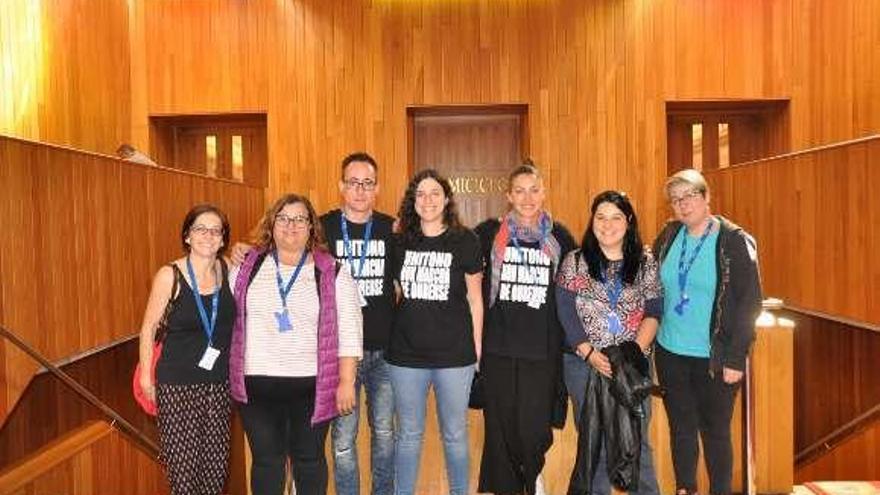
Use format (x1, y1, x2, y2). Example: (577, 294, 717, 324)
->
(239, 376, 330, 495)
(655, 345, 740, 495)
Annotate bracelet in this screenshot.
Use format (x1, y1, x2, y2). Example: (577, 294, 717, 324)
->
(584, 347, 595, 362)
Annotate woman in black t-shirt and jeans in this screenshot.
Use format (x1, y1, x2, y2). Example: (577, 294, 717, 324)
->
(474, 163, 576, 495)
(387, 169, 484, 495)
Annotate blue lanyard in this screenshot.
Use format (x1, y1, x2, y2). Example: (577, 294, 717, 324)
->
(340, 214, 373, 279)
(273, 249, 308, 309)
(603, 267, 624, 313)
(509, 215, 548, 267)
(603, 265, 624, 335)
(185, 257, 220, 345)
(675, 219, 714, 314)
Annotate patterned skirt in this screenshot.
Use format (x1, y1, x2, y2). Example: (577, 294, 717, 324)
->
(156, 381, 231, 495)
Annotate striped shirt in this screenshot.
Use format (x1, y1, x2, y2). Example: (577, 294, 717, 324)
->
(230, 256, 363, 377)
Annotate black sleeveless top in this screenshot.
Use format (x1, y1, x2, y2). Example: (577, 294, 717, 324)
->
(156, 260, 235, 385)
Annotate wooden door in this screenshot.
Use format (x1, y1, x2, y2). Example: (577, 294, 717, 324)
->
(665, 100, 790, 175)
(149, 114, 268, 187)
(411, 110, 527, 227)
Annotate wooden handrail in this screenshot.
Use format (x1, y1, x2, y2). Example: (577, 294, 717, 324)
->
(781, 304, 880, 333)
(34, 334, 139, 374)
(795, 401, 880, 466)
(0, 133, 254, 185)
(0, 420, 112, 493)
(0, 325, 159, 457)
(713, 133, 880, 170)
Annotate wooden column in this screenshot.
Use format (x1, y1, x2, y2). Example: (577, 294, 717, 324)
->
(749, 306, 795, 494)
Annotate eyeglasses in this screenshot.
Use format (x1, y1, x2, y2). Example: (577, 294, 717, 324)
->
(669, 189, 703, 208)
(275, 214, 311, 228)
(190, 225, 224, 238)
(343, 178, 378, 191)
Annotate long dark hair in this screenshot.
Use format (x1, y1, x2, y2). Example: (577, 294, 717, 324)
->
(580, 190, 644, 285)
(397, 169, 464, 244)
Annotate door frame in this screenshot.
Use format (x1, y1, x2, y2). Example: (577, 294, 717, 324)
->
(406, 104, 530, 178)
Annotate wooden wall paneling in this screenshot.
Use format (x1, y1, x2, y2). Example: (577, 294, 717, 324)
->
(842, 144, 870, 318)
(5, 0, 876, 233)
(869, 141, 880, 321)
(790, 0, 880, 149)
(0, 136, 264, 423)
(0, 421, 167, 495)
(0, 421, 113, 493)
(0, 143, 9, 417)
(110, 164, 154, 343)
(791, 153, 817, 310)
(0, 338, 251, 494)
(0, 339, 158, 466)
(0, 0, 132, 153)
(788, 310, 880, 453)
(127, 0, 149, 151)
(706, 137, 880, 326)
(0, 140, 42, 421)
(795, 419, 880, 483)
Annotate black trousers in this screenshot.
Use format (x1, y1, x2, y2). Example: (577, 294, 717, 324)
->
(478, 353, 555, 495)
(240, 376, 330, 495)
(654, 345, 740, 495)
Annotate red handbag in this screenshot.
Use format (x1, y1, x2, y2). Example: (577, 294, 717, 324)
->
(133, 341, 163, 415)
(133, 265, 180, 416)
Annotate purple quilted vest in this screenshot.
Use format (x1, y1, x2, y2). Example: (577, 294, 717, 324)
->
(228, 246, 341, 425)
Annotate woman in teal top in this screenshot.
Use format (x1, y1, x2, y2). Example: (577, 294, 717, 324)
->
(652, 169, 762, 495)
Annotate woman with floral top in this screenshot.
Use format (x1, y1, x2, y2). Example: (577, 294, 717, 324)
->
(556, 190, 661, 494)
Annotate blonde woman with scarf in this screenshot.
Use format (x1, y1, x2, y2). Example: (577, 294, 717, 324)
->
(474, 162, 576, 495)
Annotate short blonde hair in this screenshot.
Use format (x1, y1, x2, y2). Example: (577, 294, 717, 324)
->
(664, 168, 709, 199)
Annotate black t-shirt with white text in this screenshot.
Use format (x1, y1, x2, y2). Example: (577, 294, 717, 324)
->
(321, 209, 395, 351)
(475, 219, 576, 360)
(387, 228, 483, 368)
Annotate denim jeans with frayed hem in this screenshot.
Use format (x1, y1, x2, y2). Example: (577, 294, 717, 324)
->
(332, 350, 395, 495)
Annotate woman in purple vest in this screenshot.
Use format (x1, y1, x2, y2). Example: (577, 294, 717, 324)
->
(228, 193, 363, 495)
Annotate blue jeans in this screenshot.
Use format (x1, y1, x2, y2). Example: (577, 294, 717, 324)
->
(563, 352, 660, 495)
(388, 364, 475, 495)
(332, 350, 395, 495)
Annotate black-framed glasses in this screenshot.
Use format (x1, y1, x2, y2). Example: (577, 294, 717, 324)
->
(669, 189, 702, 208)
(275, 214, 310, 228)
(343, 178, 378, 191)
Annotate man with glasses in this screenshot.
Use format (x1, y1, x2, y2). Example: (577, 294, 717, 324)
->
(320, 152, 396, 495)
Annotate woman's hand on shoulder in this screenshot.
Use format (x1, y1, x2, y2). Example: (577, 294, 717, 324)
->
(229, 242, 252, 266)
